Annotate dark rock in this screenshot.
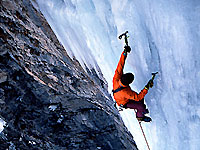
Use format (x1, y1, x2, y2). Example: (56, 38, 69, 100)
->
(0, 72, 7, 83)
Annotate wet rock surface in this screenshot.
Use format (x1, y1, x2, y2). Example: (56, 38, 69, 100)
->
(0, 0, 138, 149)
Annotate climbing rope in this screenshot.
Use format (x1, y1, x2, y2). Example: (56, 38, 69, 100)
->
(134, 110, 150, 150)
(138, 121, 150, 150)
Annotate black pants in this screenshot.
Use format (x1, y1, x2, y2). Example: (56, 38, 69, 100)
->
(124, 99, 147, 117)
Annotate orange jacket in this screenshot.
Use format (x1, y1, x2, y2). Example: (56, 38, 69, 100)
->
(113, 52, 148, 105)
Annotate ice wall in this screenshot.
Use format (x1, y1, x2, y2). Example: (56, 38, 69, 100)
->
(36, 0, 200, 149)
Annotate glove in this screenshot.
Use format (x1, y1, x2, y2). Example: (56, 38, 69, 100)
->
(124, 45, 131, 53)
(145, 79, 154, 90)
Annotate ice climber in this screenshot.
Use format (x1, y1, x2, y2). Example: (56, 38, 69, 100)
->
(112, 45, 153, 122)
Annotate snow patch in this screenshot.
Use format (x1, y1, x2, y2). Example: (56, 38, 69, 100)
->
(0, 118, 6, 133)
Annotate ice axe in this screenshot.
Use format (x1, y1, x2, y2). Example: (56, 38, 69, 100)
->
(151, 72, 158, 81)
(118, 31, 129, 46)
(148, 72, 158, 88)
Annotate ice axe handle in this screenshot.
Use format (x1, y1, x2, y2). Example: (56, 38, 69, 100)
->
(151, 72, 158, 81)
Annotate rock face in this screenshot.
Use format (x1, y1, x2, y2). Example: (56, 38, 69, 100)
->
(0, 0, 138, 149)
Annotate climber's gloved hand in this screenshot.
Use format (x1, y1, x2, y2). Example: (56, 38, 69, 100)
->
(145, 79, 154, 90)
(124, 45, 131, 53)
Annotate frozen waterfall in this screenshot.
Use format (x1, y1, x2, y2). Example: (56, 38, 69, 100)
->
(35, 0, 200, 149)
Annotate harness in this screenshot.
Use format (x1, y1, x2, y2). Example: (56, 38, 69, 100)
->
(112, 86, 126, 94)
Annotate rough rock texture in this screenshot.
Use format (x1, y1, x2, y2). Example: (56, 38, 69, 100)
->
(0, 0, 138, 149)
